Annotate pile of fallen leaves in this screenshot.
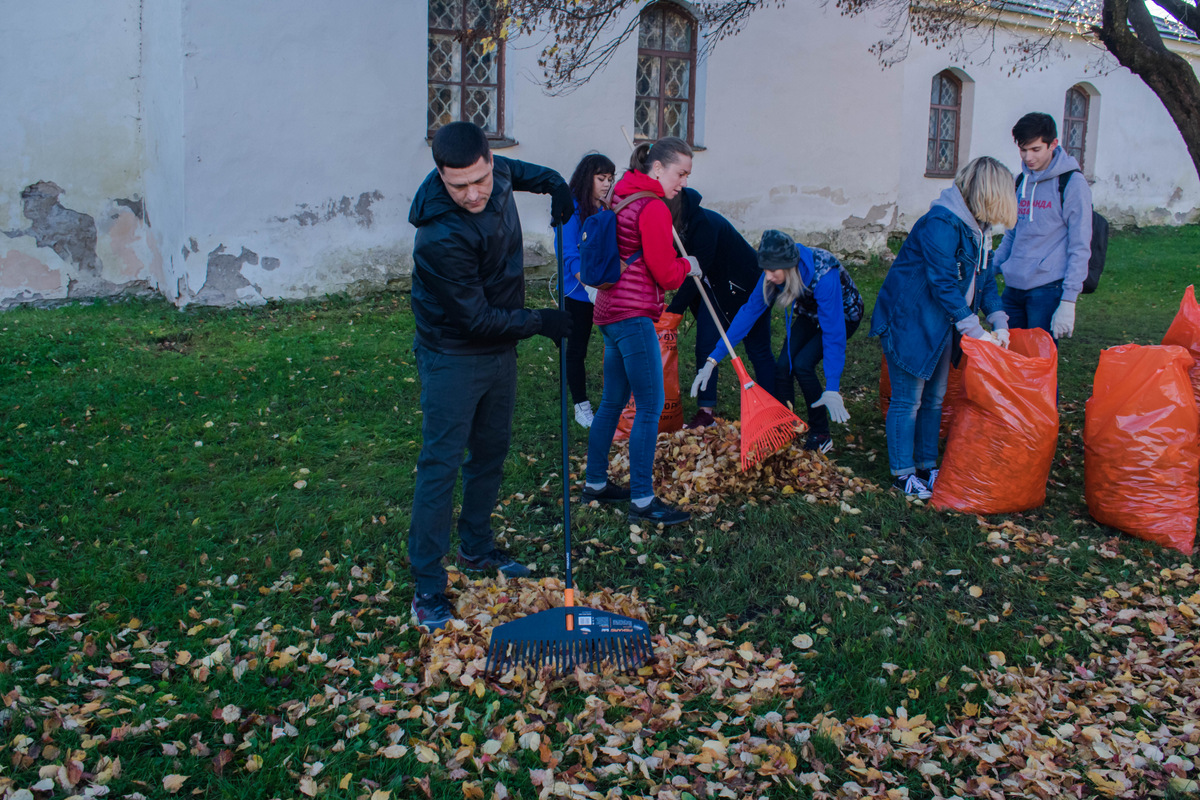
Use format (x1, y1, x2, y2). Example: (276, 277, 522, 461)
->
(605, 418, 877, 514)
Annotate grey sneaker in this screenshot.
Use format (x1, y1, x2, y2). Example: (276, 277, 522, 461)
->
(411, 592, 455, 633)
(456, 545, 531, 578)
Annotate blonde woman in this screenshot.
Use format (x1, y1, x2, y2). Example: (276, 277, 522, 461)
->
(868, 156, 1019, 499)
(690, 230, 864, 454)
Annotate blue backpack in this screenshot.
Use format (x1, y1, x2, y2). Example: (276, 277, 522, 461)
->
(578, 191, 655, 290)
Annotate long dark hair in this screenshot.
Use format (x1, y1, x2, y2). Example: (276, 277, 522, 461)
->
(567, 153, 616, 221)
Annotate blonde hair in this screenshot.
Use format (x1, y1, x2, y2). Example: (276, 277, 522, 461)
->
(762, 268, 806, 309)
(955, 156, 1017, 229)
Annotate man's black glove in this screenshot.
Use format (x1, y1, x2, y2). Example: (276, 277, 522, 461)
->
(550, 181, 575, 227)
(537, 308, 573, 343)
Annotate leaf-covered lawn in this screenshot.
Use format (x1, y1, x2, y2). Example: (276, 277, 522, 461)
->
(1, 225, 1198, 799)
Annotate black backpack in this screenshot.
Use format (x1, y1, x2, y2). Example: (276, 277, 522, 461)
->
(1015, 170, 1109, 294)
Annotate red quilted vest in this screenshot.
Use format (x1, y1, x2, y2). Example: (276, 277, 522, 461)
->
(594, 176, 673, 325)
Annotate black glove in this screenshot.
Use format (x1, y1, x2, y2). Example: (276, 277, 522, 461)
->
(550, 181, 575, 227)
(538, 308, 573, 343)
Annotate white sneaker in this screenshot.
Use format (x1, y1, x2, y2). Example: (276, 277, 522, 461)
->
(574, 401, 594, 428)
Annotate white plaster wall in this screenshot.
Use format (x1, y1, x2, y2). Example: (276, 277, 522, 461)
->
(0, 0, 160, 306)
(175, 0, 427, 304)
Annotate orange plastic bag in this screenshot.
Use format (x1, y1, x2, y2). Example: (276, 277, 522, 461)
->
(1084, 344, 1199, 555)
(614, 312, 683, 440)
(1162, 284, 1200, 411)
(931, 329, 1059, 514)
(879, 351, 965, 438)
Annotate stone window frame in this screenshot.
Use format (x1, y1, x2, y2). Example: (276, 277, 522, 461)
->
(634, 2, 698, 145)
(427, 0, 507, 141)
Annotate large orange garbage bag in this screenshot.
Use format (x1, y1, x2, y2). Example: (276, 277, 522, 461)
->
(1084, 344, 1199, 555)
(614, 312, 683, 440)
(879, 351, 965, 438)
(931, 329, 1059, 514)
(1162, 284, 1200, 411)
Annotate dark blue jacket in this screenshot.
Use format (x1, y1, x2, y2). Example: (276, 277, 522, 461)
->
(869, 189, 1004, 379)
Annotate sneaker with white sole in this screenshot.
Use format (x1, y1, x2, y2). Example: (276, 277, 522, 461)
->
(917, 467, 940, 490)
(456, 545, 531, 579)
(804, 433, 834, 454)
(892, 474, 932, 500)
(411, 592, 455, 633)
(574, 401, 594, 428)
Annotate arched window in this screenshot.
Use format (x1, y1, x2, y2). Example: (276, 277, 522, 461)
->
(634, 3, 697, 143)
(1064, 86, 1089, 167)
(428, 0, 505, 138)
(927, 71, 962, 177)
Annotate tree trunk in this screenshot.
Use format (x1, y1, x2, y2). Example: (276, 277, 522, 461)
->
(1099, 0, 1200, 180)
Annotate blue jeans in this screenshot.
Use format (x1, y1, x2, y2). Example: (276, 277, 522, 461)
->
(586, 316, 664, 499)
(1002, 280, 1063, 339)
(885, 344, 951, 476)
(408, 346, 516, 595)
(776, 314, 861, 437)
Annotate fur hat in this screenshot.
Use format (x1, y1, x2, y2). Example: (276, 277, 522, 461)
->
(757, 230, 797, 271)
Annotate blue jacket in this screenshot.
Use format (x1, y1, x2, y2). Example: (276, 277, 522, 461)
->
(709, 245, 860, 392)
(554, 200, 592, 303)
(869, 186, 1006, 380)
(993, 146, 1092, 302)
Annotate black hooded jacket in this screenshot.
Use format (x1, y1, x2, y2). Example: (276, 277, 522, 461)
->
(408, 155, 564, 354)
(667, 188, 763, 325)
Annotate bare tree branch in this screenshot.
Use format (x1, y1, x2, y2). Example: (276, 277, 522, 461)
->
(1149, 0, 1200, 37)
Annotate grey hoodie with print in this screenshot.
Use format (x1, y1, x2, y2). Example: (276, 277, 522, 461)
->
(992, 146, 1093, 302)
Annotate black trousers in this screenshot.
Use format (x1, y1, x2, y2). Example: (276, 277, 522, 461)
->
(564, 296, 596, 405)
(775, 315, 860, 437)
(408, 346, 516, 595)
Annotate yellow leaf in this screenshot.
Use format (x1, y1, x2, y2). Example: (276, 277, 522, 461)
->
(791, 634, 814, 650)
(174, 650, 191, 666)
(289, 548, 303, 560)
(245, 755, 263, 773)
(969, 585, 982, 598)
(988, 651, 1006, 668)
(381, 745, 408, 759)
(162, 774, 189, 794)
(339, 773, 353, 790)
(963, 702, 979, 717)
(463, 782, 485, 800)
(371, 792, 392, 800)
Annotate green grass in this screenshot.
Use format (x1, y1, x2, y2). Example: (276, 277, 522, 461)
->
(1, 225, 1198, 799)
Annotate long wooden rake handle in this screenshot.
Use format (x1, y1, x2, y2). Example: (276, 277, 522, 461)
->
(618, 127, 745, 378)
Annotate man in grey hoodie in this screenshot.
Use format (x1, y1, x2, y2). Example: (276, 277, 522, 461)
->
(993, 112, 1093, 341)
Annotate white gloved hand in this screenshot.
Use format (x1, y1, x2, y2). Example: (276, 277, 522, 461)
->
(1051, 300, 1076, 339)
(684, 255, 702, 277)
(690, 358, 717, 398)
(969, 330, 999, 345)
(584, 285, 598, 303)
(811, 390, 850, 424)
(993, 328, 1010, 349)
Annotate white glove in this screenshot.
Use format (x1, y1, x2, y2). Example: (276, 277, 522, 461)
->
(812, 390, 850, 424)
(584, 285, 598, 303)
(1051, 300, 1076, 339)
(684, 255, 702, 277)
(993, 328, 1010, 349)
(690, 358, 717, 398)
(968, 330, 999, 346)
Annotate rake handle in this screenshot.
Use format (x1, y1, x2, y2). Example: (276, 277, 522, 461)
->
(618, 126, 747, 380)
(554, 223, 575, 609)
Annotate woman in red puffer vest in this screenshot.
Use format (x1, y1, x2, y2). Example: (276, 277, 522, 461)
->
(582, 137, 700, 527)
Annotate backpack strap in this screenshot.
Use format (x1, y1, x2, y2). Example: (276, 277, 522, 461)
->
(612, 190, 658, 214)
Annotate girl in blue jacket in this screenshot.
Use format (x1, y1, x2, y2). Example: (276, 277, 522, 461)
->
(690, 230, 864, 454)
(869, 156, 1017, 500)
(555, 153, 616, 428)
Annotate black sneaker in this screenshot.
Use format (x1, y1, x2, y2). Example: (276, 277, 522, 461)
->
(892, 474, 932, 500)
(456, 545, 531, 578)
(411, 592, 455, 633)
(916, 467, 940, 490)
(629, 497, 691, 527)
(581, 482, 632, 504)
(804, 433, 834, 454)
(684, 409, 715, 429)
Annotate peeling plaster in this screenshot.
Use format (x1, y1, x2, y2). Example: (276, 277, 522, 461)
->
(842, 203, 897, 230)
(7, 182, 101, 275)
(275, 191, 384, 228)
(0, 250, 61, 294)
(802, 186, 849, 205)
(183, 245, 265, 307)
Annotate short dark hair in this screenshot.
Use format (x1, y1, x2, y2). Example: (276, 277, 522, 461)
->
(1012, 113, 1057, 147)
(432, 122, 490, 170)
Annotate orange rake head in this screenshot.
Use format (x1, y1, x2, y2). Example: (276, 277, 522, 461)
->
(730, 357, 806, 470)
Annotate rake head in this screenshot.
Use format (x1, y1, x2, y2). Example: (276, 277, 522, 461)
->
(485, 606, 653, 675)
(731, 358, 806, 470)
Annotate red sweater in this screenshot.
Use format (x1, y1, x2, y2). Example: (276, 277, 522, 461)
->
(593, 171, 690, 325)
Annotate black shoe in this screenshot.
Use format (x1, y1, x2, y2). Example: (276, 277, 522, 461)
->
(684, 409, 715, 429)
(411, 592, 455, 633)
(581, 482, 632, 504)
(456, 545, 531, 578)
(804, 433, 833, 454)
(891, 474, 932, 500)
(628, 497, 691, 527)
(916, 467, 940, 490)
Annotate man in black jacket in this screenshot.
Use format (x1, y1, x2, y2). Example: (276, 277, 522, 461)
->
(407, 122, 574, 633)
(666, 188, 776, 427)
